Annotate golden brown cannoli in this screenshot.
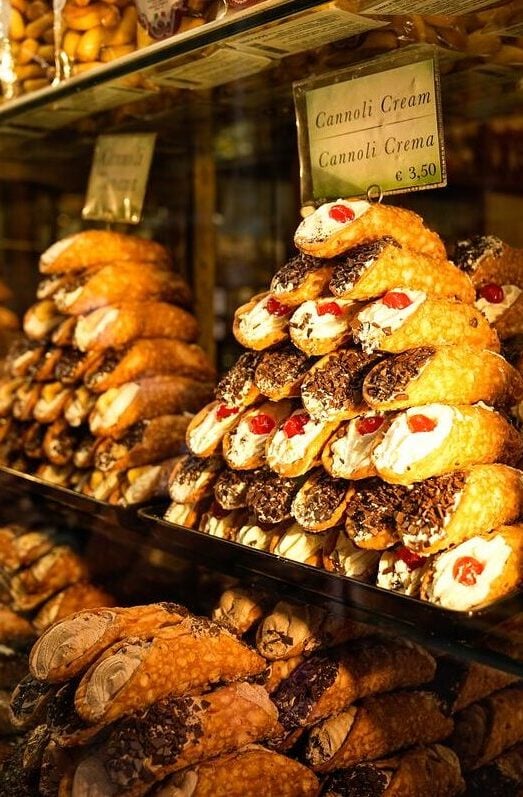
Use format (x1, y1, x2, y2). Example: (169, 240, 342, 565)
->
(73, 431, 98, 469)
(235, 516, 282, 552)
(73, 302, 199, 352)
(271, 522, 329, 567)
(51, 317, 77, 347)
(163, 500, 206, 529)
(64, 386, 96, 427)
(245, 470, 302, 524)
(352, 292, 499, 355)
(323, 530, 380, 581)
(120, 459, 176, 505)
(301, 348, 383, 423)
(33, 583, 116, 633)
(289, 298, 360, 356)
(211, 586, 271, 635)
(185, 400, 242, 457)
(233, 292, 292, 350)
(322, 413, 391, 480)
(84, 339, 215, 393)
(213, 468, 255, 510)
(83, 468, 125, 502)
(9, 546, 88, 613)
(432, 656, 520, 716)
(215, 350, 263, 408)
(330, 236, 474, 303)
(345, 479, 406, 550)
(5, 339, 44, 378)
(30, 602, 189, 683)
(44, 680, 106, 749)
(199, 504, 246, 540)
(453, 235, 523, 288)
(39, 230, 172, 274)
(274, 639, 436, 735)
(36, 463, 73, 487)
(376, 546, 428, 597)
(0, 377, 23, 416)
(270, 251, 335, 305)
(95, 415, 190, 472)
(321, 744, 465, 797)
(12, 381, 42, 421)
(305, 690, 454, 773)
(291, 469, 349, 531)
(54, 263, 191, 316)
(22, 422, 47, 459)
(364, 346, 523, 411)
(43, 420, 81, 466)
(31, 347, 64, 382)
(465, 742, 523, 795)
(266, 410, 339, 477)
(9, 675, 57, 731)
(75, 615, 266, 725)
(89, 376, 213, 438)
(223, 400, 293, 470)
(264, 654, 306, 694)
(37, 272, 69, 300)
(294, 200, 446, 260)
(373, 404, 523, 486)
(254, 343, 313, 403)
(395, 465, 523, 555)
(33, 383, 74, 424)
(54, 348, 103, 386)
(168, 454, 222, 503)
(450, 683, 523, 771)
(72, 683, 278, 797)
(23, 300, 65, 341)
(0, 525, 55, 572)
(154, 745, 320, 797)
(421, 524, 523, 611)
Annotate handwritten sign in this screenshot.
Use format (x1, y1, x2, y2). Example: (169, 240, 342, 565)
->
(294, 47, 446, 202)
(82, 133, 156, 224)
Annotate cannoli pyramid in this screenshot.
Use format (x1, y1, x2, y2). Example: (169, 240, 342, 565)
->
(169, 198, 523, 613)
(0, 228, 214, 504)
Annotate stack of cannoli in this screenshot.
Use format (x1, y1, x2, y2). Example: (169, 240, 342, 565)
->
(0, 229, 215, 503)
(164, 198, 523, 613)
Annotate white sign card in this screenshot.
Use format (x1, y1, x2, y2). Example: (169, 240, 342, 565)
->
(294, 46, 447, 203)
(82, 133, 156, 224)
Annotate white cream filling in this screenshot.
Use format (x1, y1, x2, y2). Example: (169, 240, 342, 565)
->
(372, 404, 454, 475)
(268, 413, 325, 465)
(330, 415, 383, 477)
(40, 236, 74, 268)
(201, 514, 235, 539)
(295, 199, 370, 244)
(308, 707, 357, 766)
(329, 533, 379, 577)
(238, 295, 288, 342)
(31, 612, 113, 679)
(236, 523, 274, 551)
(377, 551, 423, 596)
(90, 383, 140, 434)
(56, 285, 82, 310)
(23, 305, 62, 339)
(188, 404, 239, 456)
(64, 388, 94, 426)
(354, 289, 426, 352)
(75, 307, 119, 351)
(289, 299, 354, 341)
(226, 418, 267, 467)
(272, 523, 324, 563)
(84, 643, 145, 717)
(475, 285, 521, 323)
(427, 535, 511, 611)
(164, 502, 195, 525)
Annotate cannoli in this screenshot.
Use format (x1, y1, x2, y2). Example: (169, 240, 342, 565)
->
(266, 410, 339, 477)
(270, 252, 335, 305)
(322, 413, 390, 480)
(323, 530, 380, 581)
(0, 377, 23, 416)
(75, 616, 266, 724)
(51, 317, 77, 347)
(185, 400, 242, 457)
(198, 504, 245, 540)
(223, 400, 293, 470)
(271, 522, 329, 566)
(5, 339, 44, 377)
(274, 639, 436, 734)
(290, 469, 349, 531)
(23, 300, 65, 341)
(432, 656, 519, 715)
(163, 500, 203, 529)
(95, 415, 190, 472)
(395, 464, 523, 554)
(453, 235, 523, 287)
(352, 292, 499, 354)
(0, 526, 55, 572)
(64, 386, 96, 427)
(233, 292, 292, 350)
(73, 302, 199, 352)
(421, 524, 523, 611)
(450, 683, 523, 771)
(168, 454, 222, 503)
(289, 298, 359, 356)
(245, 470, 301, 524)
(321, 744, 465, 797)
(213, 468, 254, 510)
(305, 690, 454, 772)
(89, 376, 213, 438)
(9, 675, 57, 731)
(155, 745, 320, 797)
(12, 381, 41, 421)
(475, 281, 523, 339)
(215, 350, 262, 409)
(40, 230, 172, 274)
(73, 432, 98, 469)
(43, 420, 80, 466)
(364, 346, 523, 411)
(34, 583, 116, 632)
(345, 479, 406, 550)
(37, 273, 69, 300)
(235, 517, 281, 551)
(372, 404, 523, 485)
(376, 546, 428, 597)
(29, 602, 189, 683)
(254, 345, 312, 404)
(32, 347, 63, 382)
(211, 586, 271, 635)
(36, 463, 73, 487)
(10, 546, 88, 613)
(329, 236, 474, 303)
(44, 680, 106, 749)
(294, 200, 446, 260)
(83, 467, 125, 502)
(54, 348, 102, 385)
(465, 742, 523, 795)
(54, 263, 191, 316)
(33, 383, 73, 424)
(72, 683, 278, 797)
(301, 348, 383, 422)
(0, 605, 35, 648)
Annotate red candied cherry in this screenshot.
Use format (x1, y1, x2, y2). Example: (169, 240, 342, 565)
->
(356, 416, 384, 435)
(395, 545, 425, 571)
(382, 291, 412, 309)
(328, 204, 355, 223)
(216, 404, 240, 421)
(283, 412, 310, 438)
(317, 301, 343, 317)
(266, 296, 292, 317)
(478, 283, 504, 304)
(407, 414, 437, 433)
(248, 413, 276, 435)
(452, 556, 485, 586)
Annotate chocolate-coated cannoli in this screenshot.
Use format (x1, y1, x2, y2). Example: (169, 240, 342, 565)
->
(34, 583, 116, 633)
(245, 470, 302, 525)
(168, 453, 222, 503)
(465, 742, 523, 796)
(345, 479, 406, 550)
(211, 586, 271, 635)
(254, 343, 313, 401)
(215, 350, 263, 408)
(432, 656, 519, 715)
(265, 655, 306, 694)
(454, 234, 522, 287)
(213, 468, 254, 510)
(10, 546, 88, 612)
(54, 348, 102, 386)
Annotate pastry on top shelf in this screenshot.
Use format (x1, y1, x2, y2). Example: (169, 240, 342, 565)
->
(323, 530, 380, 581)
(453, 235, 523, 288)
(345, 478, 405, 550)
(254, 343, 312, 401)
(377, 546, 428, 597)
(322, 413, 391, 480)
(233, 292, 292, 350)
(95, 415, 189, 472)
(290, 469, 349, 531)
(185, 400, 242, 457)
(223, 400, 293, 470)
(266, 410, 339, 477)
(215, 350, 262, 409)
(289, 297, 359, 356)
(39, 230, 172, 274)
(270, 252, 335, 305)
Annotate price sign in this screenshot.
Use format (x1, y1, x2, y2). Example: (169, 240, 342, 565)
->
(82, 133, 156, 224)
(294, 46, 446, 203)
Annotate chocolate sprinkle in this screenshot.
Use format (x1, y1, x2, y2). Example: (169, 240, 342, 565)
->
(10, 675, 55, 725)
(364, 347, 435, 402)
(346, 479, 407, 541)
(453, 235, 504, 274)
(175, 454, 220, 486)
(119, 421, 147, 450)
(271, 252, 330, 293)
(330, 237, 399, 296)
(273, 654, 339, 731)
(54, 350, 85, 383)
(301, 349, 383, 414)
(322, 764, 390, 796)
(215, 351, 262, 407)
(394, 472, 466, 549)
(214, 468, 254, 509)
(85, 349, 121, 387)
(255, 344, 311, 396)
(246, 470, 300, 524)
(294, 471, 347, 526)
